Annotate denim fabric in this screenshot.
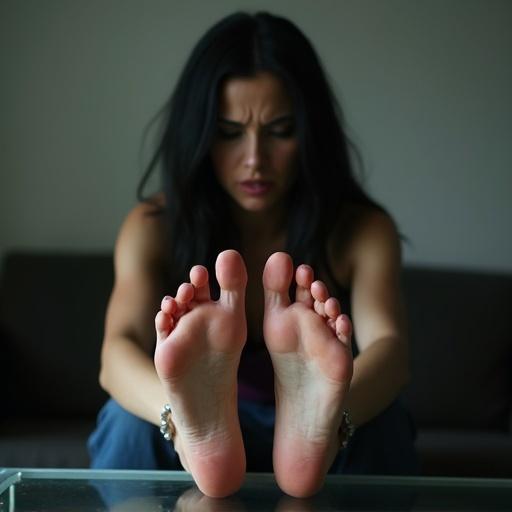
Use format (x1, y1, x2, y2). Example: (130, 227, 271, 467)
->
(330, 399, 420, 475)
(87, 399, 182, 470)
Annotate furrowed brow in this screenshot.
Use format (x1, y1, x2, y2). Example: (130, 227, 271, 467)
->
(217, 115, 293, 127)
(218, 118, 243, 127)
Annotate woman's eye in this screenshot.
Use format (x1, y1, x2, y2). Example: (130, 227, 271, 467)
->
(216, 123, 295, 140)
(268, 125, 295, 138)
(217, 127, 242, 139)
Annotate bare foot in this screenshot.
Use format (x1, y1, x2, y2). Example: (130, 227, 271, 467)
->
(154, 250, 247, 498)
(262, 252, 353, 498)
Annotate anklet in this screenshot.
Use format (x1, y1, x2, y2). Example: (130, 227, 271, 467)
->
(338, 410, 355, 449)
(160, 404, 176, 441)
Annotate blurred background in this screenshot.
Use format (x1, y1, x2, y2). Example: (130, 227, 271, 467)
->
(1, 0, 511, 271)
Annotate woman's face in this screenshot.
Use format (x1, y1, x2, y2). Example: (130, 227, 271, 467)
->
(210, 72, 299, 214)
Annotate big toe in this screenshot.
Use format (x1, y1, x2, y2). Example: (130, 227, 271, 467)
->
(263, 252, 293, 308)
(216, 250, 247, 305)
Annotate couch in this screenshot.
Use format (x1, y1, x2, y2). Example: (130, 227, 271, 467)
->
(1, 252, 511, 476)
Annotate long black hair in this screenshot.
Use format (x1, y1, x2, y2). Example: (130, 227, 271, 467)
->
(138, 12, 384, 293)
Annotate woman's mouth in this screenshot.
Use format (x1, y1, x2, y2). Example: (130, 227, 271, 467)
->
(239, 180, 273, 197)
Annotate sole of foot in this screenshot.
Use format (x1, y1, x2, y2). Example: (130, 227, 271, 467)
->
(154, 249, 248, 497)
(263, 252, 353, 498)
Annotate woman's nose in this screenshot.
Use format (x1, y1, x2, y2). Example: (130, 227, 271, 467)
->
(244, 134, 265, 170)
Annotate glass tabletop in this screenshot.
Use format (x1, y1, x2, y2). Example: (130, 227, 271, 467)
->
(1, 468, 512, 511)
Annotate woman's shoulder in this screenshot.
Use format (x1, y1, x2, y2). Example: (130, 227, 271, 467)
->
(346, 203, 399, 246)
(121, 194, 166, 237)
(115, 194, 169, 270)
(329, 203, 401, 285)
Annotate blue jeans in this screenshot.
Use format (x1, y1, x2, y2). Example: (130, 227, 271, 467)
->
(88, 398, 418, 475)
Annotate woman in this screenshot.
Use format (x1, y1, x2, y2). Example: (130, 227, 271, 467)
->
(88, 11, 418, 498)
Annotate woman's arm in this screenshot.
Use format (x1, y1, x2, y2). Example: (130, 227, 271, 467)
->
(99, 202, 169, 426)
(335, 211, 409, 427)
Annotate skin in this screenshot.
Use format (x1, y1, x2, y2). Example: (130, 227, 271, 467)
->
(99, 72, 409, 498)
(210, 72, 299, 217)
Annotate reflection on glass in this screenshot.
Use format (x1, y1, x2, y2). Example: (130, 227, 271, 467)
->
(1, 471, 512, 511)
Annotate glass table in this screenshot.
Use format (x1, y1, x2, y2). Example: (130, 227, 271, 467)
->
(1, 468, 512, 511)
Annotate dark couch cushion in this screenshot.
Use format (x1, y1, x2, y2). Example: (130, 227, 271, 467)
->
(0, 419, 95, 467)
(402, 267, 512, 431)
(0, 252, 112, 418)
(416, 430, 512, 477)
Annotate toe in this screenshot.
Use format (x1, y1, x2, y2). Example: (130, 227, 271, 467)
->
(176, 283, 195, 304)
(295, 264, 314, 307)
(312, 280, 329, 316)
(216, 250, 247, 308)
(263, 252, 293, 309)
(336, 314, 352, 346)
(313, 299, 325, 317)
(161, 296, 177, 314)
(324, 297, 341, 319)
(155, 310, 172, 342)
(190, 265, 210, 302)
(311, 280, 329, 302)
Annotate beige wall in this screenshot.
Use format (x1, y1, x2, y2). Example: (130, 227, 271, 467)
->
(1, 0, 511, 271)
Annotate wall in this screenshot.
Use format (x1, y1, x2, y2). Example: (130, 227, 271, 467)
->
(1, 0, 511, 271)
